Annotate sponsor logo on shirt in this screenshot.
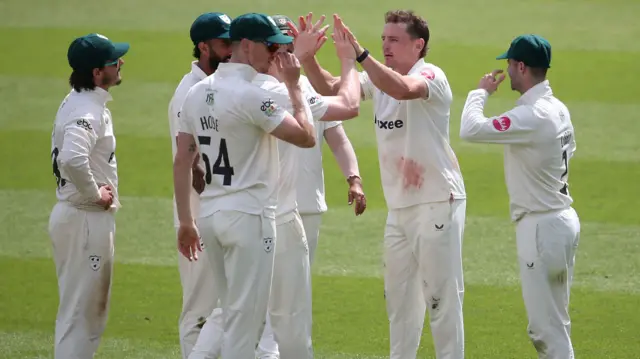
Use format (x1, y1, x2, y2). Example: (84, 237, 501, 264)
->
(308, 95, 321, 105)
(260, 99, 278, 117)
(492, 116, 511, 132)
(76, 119, 93, 131)
(420, 69, 435, 80)
(374, 115, 404, 130)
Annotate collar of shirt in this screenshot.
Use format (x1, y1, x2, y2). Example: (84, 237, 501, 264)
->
(73, 87, 113, 106)
(215, 62, 259, 82)
(407, 58, 427, 74)
(516, 80, 552, 106)
(190, 61, 208, 81)
(253, 72, 279, 85)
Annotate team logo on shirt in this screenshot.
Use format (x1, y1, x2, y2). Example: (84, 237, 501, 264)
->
(89, 255, 101, 271)
(420, 69, 435, 80)
(76, 119, 93, 131)
(263, 237, 274, 253)
(260, 99, 279, 117)
(205, 89, 215, 106)
(492, 116, 511, 132)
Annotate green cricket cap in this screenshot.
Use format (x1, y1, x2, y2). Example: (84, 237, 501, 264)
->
(67, 33, 130, 70)
(190, 12, 232, 44)
(229, 13, 293, 44)
(271, 14, 294, 33)
(496, 34, 552, 69)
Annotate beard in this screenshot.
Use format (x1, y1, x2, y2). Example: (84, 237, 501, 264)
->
(209, 54, 231, 72)
(101, 70, 121, 87)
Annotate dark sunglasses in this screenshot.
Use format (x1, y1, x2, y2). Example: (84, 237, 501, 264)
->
(261, 41, 280, 53)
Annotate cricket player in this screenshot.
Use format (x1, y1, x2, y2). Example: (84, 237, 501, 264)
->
(174, 13, 315, 359)
(274, 13, 366, 265)
(302, 11, 467, 359)
(459, 34, 580, 359)
(253, 14, 364, 359)
(48, 33, 128, 359)
(168, 12, 232, 359)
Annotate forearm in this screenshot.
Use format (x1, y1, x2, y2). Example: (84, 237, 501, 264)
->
(336, 59, 360, 113)
(301, 57, 340, 96)
(192, 152, 201, 169)
(460, 89, 490, 141)
(286, 83, 315, 142)
(59, 152, 100, 201)
(359, 55, 410, 99)
(173, 155, 194, 224)
(331, 139, 359, 178)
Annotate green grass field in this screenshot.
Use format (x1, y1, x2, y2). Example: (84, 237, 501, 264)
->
(1, 0, 639, 358)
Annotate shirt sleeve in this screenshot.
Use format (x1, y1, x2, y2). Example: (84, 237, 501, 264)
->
(409, 66, 451, 102)
(242, 86, 288, 133)
(359, 71, 375, 101)
(58, 115, 102, 201)
(324, 120, 341, 130)
(297, 76, 329, 121)
(460, 89, 538, 144)
(177, 87, 198, 137)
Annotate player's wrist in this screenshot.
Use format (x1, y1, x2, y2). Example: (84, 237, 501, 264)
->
(347, 174, 361, 186)
(179, 219, 194, 227)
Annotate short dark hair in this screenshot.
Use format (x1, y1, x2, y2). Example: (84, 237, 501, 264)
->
(385, 10, 430, 58)
(69, 68, 98, 92)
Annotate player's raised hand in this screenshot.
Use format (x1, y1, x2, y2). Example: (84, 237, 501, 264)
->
(277, 52, 302, 85)
(478, 69, 506, 95)
(333, 15, 365, 56)
(332, 15, 356, 60)
(177, 221, 202, 261)
(293, 12, 329, 62)
(95, 184, 113, 210)
(347, 177, 366, 216)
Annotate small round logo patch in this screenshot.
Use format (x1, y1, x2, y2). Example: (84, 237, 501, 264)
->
(492, 116, 511, 132)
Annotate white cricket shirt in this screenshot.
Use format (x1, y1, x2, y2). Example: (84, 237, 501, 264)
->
(295, 76, 338, 215)
(361, 59, 466, 210)
(51, 87, 119, 211)
(252, 74, 317, 220)
(460, 80, 575, 222)
(168, 61, 207, 227)
(178, 62, 286, 219)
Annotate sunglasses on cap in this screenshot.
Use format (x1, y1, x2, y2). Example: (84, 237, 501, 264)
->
(105, 59, 120, 67)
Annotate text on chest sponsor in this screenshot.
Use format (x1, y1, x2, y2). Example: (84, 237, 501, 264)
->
(374, 116, 404, 130)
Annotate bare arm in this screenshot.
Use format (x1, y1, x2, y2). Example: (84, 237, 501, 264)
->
(357, 53, 427, 101)
(315, 56, 361, 121)
(173, 132, 197, 225)
(324, 124, 359, 178)
(301, 56, 342, 96)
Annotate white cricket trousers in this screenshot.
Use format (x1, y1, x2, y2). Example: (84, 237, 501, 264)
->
(48, 201, 116, 359)
(300, 213, 322, 266)
(257, 210, 313, 359)
(516, 207, 580, 359)
(384, 199, 466, 359)
(190, 210, 276, 359)
(176, 225, 222, 359)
